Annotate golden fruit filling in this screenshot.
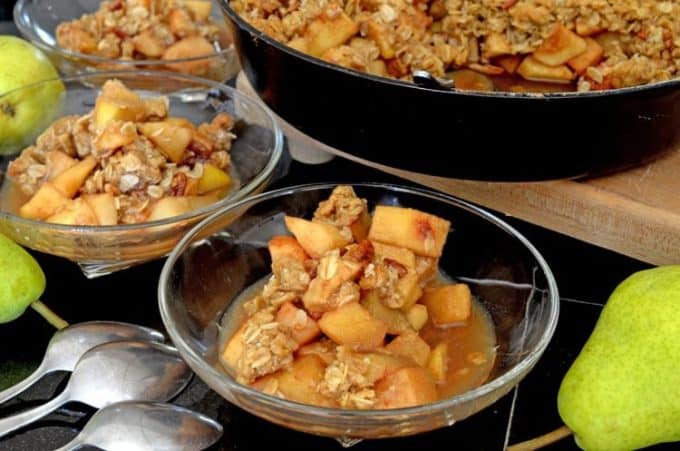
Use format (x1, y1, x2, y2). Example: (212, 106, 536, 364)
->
(3, 79, 235, 225)
(56, 0, 230, 76)
(230, 0, 680, 92)
(219, 186, 497, 410)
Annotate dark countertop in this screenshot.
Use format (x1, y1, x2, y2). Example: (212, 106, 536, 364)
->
(0, 151, 671, 451)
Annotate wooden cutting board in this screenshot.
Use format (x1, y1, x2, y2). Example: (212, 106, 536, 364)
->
(236, 73, 680, 266)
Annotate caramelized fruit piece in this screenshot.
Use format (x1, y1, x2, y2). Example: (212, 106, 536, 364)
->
(567, 38, 604, 75)
(361, 290, 413, 335)
(375, 367, 438, 409)
(276, 302, 321, 346)
(422, 283, 472, 326)
(19, 183, 70, 220)
(94, 80, 146, 130)
(533, 24, 587, 67)
(46, 198, 98, 226)
(405, 304, 429, 331)
(162, 36, 215, 75)
(51, 155, 97, 198)
(277, 354, 337, 407)
(284, 216, 351, 258)
(147, 194, 218, 221)
(197, 163, 232, 194)
(268, 236, 308, 265)
(386, 332, 431, 367)
(427, 342, 448, 382)
(82, 193, 118, 225)
(318, 302, 387, 351)
(138, 121, 193, 163)
(45, 150, 76, 180)
(304, 11, 358, 57)
(517, 56, 574, 83)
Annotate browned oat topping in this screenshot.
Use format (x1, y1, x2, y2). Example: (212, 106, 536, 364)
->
(56, 0, 229, 75)
(230, 0, 680, 91)
(7, 79, 235, 225)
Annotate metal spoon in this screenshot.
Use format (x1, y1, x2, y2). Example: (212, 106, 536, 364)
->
(0, 321, 165, 405)
(0, 340, 192, 438)
(53, 401, 223, 451)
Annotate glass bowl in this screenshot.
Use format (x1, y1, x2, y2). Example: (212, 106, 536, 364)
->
(14, 0, 239, 82)
(0, 70, 283, 278)
(158, 183, 560, 442)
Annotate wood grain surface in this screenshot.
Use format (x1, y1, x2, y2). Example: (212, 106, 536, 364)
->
(237, 73, 680, 266)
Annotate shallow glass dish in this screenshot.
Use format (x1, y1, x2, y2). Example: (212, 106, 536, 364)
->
(14, 0, 239, 82)
(158, 183, 560, 442)
(0, 71, 283, 278)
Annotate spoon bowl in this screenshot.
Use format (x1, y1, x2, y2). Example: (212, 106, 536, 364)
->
(0, 321, 165, 405)
(0, 340, 192, 438)
(54, 401, 223, 451)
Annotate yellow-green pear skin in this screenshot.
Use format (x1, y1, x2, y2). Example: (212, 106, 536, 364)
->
(557, 265, 680, 451)
(0, 36, 64, 155)
(0, 233, 46, 323)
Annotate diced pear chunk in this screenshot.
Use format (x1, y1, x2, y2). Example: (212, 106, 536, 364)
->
(220, 323, 246, 372)
(183, 0, 212, 20)
(138, 121, 193, 163)
(484, 32, 512, 58)
(405, 304, 429, 331)
(375, 367, 438, 409)
(517, 56, 574, 84)
(297, 340, 336, 365)
(46, 198, 99, 226)
(277, 355, 337, 407)
(427, 342, 448, 382)
(197, 163, 232, 194)
(415, 256, 438, 283)
(82, 193, 118, 225)
(304, 11, 358, 57)
(567, 37, 604, 75)
(45, 150, 76, 180)
(368, 205, 450, 258)
(19, 182, 70, 220)
(132, 30, 166, 58)
(284, 216, 351, 258)
(268, 236, 308, 265)
(361, 290, 413, 335)
(372, 241, 415, 269)
(147, 194, 218, 221)
(386, 332, 431, 367)
(51, 155, 97, 198)
(422, 283, 472, 326)
(495, 55, 523, 74)
(302, 253, 362, 314)
(94, 80, 146, 130)
(366, 20, 394, 59)
(162, 36, 215, 74)
(533, 24, 587, 67)
(318, 302, 387, 350)
(276, 302, 321, 346)
(94, 120, 138, 152)
(361, 351, 416, 383)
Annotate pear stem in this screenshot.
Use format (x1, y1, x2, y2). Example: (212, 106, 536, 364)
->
(507, 425, 573, 451)
(30, 300, 69, 330)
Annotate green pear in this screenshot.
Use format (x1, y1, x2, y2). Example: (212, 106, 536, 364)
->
(557, 265, 680, 451)
(0, 35, 65, 155)
(0, 232, 46, 323)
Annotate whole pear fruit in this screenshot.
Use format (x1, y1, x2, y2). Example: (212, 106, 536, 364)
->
(0, 233, 46, 323)
(557, 265, 680, 451)
(0, 35, 64, 155)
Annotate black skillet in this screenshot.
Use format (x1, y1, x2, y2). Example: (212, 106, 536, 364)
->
(219, 0, 680, 181)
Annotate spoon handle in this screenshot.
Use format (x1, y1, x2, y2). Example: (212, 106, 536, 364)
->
(0, 389, 70, 438)
(0, 360, 49, 405)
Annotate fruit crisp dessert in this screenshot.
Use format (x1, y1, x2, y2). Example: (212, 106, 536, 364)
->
(219, 186, 496, 409)
(56, 0, 230, 76)
(5, 79, 235, 225)
(230, 0, 680, 92)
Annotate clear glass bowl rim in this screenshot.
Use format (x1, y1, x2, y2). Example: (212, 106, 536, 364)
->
(0, 70, 285, 234)
(14, 0, 234, 65)
(158, 181, 561, 419)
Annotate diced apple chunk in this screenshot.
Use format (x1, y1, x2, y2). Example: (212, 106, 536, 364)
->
(368, 205, 450, 258)
(297, 339, 336, 365)
(533, 24, 587, 67)
(422, 283, 472, 326)
(304, 11, 358, 57)
(82, 193, 118, 225)
(162, 36, 215, 75)
(427, 342, 448, 382)
(197, 163, 232, 194)
(517, 56, 574, 84)
(46, 198, 99, 226)
(277, 355, 337, 407)
(361, 351, 416, 383)
(361, 290, 413, 335)
(318, 302, 387, 350)
(495, 55, 523, 74)
(138, 121, 193, 163)
(372, 241, 416, 269)
(284, 216, 351, 258)
(567, 37, 604, 75)
(375, 367, 438, 409)
(132, 30, 166, 58)
(268, 236, 308, 265)
(19, 183, 70, 220)
(45, 150, 76, 180)
(405, 304, 429, 331)
(94, 80, 146, 130)
(483, 32, 512, 58)
(51, 155, 97, 198)
(276, 302, 321, 346)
